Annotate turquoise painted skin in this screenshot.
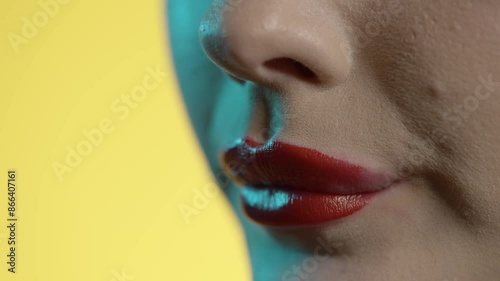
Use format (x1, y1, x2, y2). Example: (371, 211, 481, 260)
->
(168, 1, 311, 280)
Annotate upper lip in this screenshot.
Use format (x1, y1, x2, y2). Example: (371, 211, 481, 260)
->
(221, 137, 398, 195)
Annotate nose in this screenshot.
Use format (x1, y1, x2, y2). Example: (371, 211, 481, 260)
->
(199, 0, 352, 90)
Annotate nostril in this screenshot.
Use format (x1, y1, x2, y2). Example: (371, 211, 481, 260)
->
(264, 58, 320, 83)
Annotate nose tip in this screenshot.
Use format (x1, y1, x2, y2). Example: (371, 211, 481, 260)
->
(199, 0, 352, 89)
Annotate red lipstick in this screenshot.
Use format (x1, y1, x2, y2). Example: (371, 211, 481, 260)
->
(221, 138, 397, 226)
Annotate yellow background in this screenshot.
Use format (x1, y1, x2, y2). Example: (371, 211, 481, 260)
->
(0, 1, 250, 280)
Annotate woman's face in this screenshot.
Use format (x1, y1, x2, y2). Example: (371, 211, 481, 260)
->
(170, 0, 500, 280)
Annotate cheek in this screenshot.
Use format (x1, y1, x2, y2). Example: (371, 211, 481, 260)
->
(411, 2, 500, 226)
(335, 0, 500, 226)
(391, 1, 500, 159)
(347, 0, 500, 151)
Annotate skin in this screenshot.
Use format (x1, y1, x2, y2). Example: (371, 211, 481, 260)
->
(168, 0, 500, 280)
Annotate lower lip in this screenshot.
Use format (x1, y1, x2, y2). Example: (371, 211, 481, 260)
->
(240, 186, 376, 227)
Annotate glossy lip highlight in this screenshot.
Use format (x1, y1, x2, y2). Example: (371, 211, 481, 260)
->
(221, 138, 400, 226)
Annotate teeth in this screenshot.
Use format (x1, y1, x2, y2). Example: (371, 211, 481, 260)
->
(241, 186, 300, 211)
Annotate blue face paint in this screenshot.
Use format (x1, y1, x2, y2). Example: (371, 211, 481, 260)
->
(168, 2, 313, 279)
(251, 84, 286, 142)
(267, 90, 285, 141)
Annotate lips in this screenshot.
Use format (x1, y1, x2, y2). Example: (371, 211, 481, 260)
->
(221, 138, 398, 226)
